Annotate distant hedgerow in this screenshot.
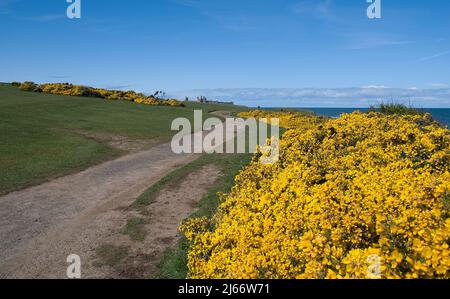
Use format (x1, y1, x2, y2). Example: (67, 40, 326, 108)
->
(17, 82, 184, 107)
(19, 81, 42, 92)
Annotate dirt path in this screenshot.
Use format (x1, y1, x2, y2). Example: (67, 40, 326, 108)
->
(0, 141, 200, 278)
(90, 164, 221, 278)
(0, 120, 243, 278)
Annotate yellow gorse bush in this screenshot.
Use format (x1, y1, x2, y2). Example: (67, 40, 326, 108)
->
(181, 110, 450, 279)
(18, 82, 184, 107)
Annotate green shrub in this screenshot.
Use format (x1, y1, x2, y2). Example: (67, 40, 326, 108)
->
(369, 103, 422, 116)
(18, 82, 185, 107)
(20, 81, 41, 92)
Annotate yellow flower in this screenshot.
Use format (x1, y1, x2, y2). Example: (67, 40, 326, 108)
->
(181, 110, 450, 279)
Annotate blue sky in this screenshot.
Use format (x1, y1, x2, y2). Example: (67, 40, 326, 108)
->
(1, 0, 449, 107)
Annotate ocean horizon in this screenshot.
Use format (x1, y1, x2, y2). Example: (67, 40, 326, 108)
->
(262, 107, 450, 127)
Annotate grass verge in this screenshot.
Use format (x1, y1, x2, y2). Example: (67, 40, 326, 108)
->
(127, 152, 252, 278)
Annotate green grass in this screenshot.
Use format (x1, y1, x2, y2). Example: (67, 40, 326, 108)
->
(149, 152, 252, 279)
(260, 107, 315, 115)
(121, 217, 148, 242)
(0, 83, 249, 195)
(184, 101, 249, 116)
(369, 103, 423, 116)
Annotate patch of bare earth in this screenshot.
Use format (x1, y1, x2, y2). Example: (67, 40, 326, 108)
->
(91, 164, 221, 279)
(210, 110, 233, 119)
(75, 130, 162, 153)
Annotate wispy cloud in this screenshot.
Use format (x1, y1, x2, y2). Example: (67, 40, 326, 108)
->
(169, 87, 450, 108)
(171, 0, 201, 8)
(428, 83, 449, 88)
(0, 0, 19, 14)
(415, 50, 450, 62)
(47, 75, 71, 79)
(171, 0, 286, 32)
(204, 12, 284, 32)
(361, 85, 390, 89)
(344, 39, 416, 50)
(20, 14, 66, 22)
(290, 0, 335, 19)
(98, 84, 133, 90)
(0, 0, 16, 4)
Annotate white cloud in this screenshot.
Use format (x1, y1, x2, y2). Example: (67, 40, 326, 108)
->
(0, 0, 16, 7)
(344, 39, 416, 50)
(415, 50, 450, 62)
(291, 0, 334, 19)
(362, 85, 389, 89)
(428, 83, 449, 88)
(0, 0, 18, 14)
(20, 14, 66, 21)
(169, 87, 450, 108)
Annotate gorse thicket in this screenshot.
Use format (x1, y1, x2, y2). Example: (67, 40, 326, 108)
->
(18, 82, 183, 107)
(181, 110, 450, 279)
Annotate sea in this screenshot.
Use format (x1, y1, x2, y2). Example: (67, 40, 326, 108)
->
(286, 108, 450, 127)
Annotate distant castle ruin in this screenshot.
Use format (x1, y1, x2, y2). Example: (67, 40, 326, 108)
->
(196, 96, 234, 105)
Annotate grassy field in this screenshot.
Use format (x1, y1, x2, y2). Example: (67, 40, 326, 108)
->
(0, 83, 248, 195)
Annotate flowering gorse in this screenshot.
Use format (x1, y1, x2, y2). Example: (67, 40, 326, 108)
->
(181, 110, 450, 279)
(18, 82, 183, 107)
